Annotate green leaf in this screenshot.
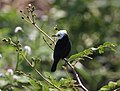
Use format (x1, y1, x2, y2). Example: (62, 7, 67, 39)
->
(69, 48, 93, 60)
(40, 81, 49, 91)
(108, 81, 117, 88)
(0, 80, 8, 87)
(98, 42, 117, 54)
(99, 85, 110, 91)
(59, 78, 74, 87)
(69, 42, 117, 61)
(29, 78, 42, 91)
(117, 80, 120, 86)
(98, 45, 104, 54)
(17, 75, 29, 83)
(44, 72, 53, 79)
(103, 42, 117, 48)
(44, 72, 59, 87)
(99, 80, 120, 91)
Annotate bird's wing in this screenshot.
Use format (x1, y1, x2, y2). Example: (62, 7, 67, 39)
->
(54, 38, 71, 60)
(53, 39, 63, 60)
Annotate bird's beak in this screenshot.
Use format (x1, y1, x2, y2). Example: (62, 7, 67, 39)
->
(52, 34, 57, 37)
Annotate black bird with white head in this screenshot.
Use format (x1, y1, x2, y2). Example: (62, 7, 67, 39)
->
(51, 30, 71, 72)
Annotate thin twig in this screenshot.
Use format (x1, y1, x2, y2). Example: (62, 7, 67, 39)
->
(64, 58, 88, 91)
(15, 35, 19, 71)
(33, 23, 55, 44)
(42, 36, 54, 50)
(21, 10, 53, 44)
(15, 53, 19, 71)
(21, 53, 61, 91)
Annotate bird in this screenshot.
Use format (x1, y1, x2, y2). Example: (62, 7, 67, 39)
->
(51, 30, 71, 72)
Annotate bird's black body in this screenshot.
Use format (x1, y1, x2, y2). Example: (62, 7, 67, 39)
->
(51, 34, 71, 72)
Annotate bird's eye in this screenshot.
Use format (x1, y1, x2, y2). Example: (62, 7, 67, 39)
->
(57, 34, 60, 37)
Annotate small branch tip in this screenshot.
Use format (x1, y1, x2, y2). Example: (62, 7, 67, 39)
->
(20, 10, 22, 13)
(21, 17, 24, 19)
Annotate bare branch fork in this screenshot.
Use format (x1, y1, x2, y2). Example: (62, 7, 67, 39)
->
(64, 58, 88, 91)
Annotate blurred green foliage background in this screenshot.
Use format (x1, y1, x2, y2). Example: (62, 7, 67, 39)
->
(0, 0, 120, 91)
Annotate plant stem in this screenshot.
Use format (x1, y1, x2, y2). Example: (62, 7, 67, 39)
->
(64, 58, 88, 91)
(15, 34, 19, 71)
(33, 23, 55, 44)
(42, 36, 54, 50)
(15, 53, 19, 71)
(21, 53, 61, 91)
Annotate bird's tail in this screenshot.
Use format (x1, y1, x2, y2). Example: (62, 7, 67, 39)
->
(51, 61, 58, 72)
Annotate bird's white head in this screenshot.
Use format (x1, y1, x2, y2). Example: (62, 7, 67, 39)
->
(55, 30, 67, 40)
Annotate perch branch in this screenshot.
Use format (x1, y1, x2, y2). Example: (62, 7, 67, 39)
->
(64, 58, 88, 91)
